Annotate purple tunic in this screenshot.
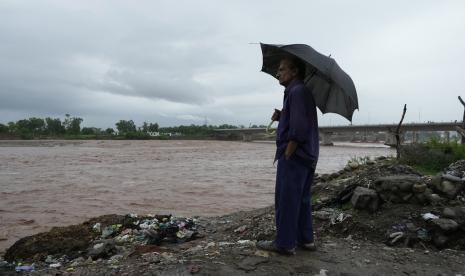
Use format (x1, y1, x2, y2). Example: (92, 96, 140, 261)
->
(275, 79, 319, 167)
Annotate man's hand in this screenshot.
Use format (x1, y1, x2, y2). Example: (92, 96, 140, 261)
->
(271, 109, 281, 121)
(284, 140, 298, 160)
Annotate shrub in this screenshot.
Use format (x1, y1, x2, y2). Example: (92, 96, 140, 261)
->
(400, 138, 465, 173)
(124, 131, 151, 139)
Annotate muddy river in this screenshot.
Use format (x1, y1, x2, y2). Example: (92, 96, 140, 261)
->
(0, 140, 394, 252)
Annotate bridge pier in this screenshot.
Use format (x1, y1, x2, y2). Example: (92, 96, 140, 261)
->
(242, 134, 252, 142)
(385, 133, 406, 146)
(412, 131, 419, 143)
(444, 131, 450, 143)
(385, 133, 397, 146)
(321, 132, 334, 146)
(385, 133, 394, 146)
(362, 131, 368, 142)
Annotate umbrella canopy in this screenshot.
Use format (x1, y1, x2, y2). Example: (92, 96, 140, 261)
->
(260, 43, 358, 122)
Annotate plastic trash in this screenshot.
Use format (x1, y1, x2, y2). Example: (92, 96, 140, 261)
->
(417, 228, 430, 241)
(391, 223, 407, 232)
(422, 213, 439, 221)
(234, 225, 247, 233)
(389, 232, 404, 244)
(330, 212, 351, 225)
(101, 224, 122, 238)
(237, 240, 255, 246)
(45, 255, 57, 264)
(49, 263, 62, 268)
(92, 223, 101, 233)
(15, 265, 35, 271)
(101, 226, 114, 238)
(93, 243, 104, 250)
(115, 234, 131, 243)
(176, 229, 194, 239)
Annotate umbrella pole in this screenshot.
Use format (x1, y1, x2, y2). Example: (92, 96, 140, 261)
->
(266, 120, 276, 135)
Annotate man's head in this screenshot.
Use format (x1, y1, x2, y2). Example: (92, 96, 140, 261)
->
(276, 56, 306, 87)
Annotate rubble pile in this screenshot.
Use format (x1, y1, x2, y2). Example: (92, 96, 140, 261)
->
(2, 214, 200, 273)
(312, 157, 465, 250)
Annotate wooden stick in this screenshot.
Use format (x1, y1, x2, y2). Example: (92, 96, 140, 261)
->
(459, 96, 465, 144)
(396, 104, 407, 159)
(458, 96, 465, 106)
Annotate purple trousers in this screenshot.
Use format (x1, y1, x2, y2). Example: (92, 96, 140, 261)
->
(275, 158, 315, 249)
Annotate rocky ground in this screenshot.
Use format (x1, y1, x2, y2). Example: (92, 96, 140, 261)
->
(2, 157, 465, 275)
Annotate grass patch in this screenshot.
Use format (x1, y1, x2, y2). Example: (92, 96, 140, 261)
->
(311, 194, 319, 205)
(400, 138, 465, 175)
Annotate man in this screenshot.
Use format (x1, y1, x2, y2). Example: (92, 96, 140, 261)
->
(257, 56, 319, 255)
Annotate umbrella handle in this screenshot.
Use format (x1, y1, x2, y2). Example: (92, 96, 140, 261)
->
(266, 120, 276, 135)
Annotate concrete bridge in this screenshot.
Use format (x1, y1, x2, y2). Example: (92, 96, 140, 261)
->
(213, 122, 463, 145)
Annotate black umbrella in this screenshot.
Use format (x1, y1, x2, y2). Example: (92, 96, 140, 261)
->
(260, 43, 358, 122)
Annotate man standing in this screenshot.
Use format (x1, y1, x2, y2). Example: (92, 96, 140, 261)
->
(257, 56, 319, 255)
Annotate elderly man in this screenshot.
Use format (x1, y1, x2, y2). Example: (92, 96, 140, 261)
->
(257, 56, 319, 255)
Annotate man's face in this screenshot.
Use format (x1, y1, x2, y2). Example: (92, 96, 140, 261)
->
(276, 59, 297, 87)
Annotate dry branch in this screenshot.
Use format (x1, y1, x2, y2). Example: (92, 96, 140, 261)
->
(459, 96, 465, 144)
(396, 104, 407, 160)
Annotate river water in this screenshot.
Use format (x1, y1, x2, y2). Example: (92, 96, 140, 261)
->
(0, 140, 394, 252)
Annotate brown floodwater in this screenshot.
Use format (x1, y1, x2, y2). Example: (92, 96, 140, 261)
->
(0, 140, 394, 253)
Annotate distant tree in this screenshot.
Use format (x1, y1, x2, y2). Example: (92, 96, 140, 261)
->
(217, 124, 238, 129)
(28, 117, 45, 135)
(141, 122, 159, 133)
(0, 123, 8, 133)
(115, 120, 137, 134)
(45, 117, 65, 136)
(81, 127, 97, 135)
(69, 118, 83, 134)
(7, 122, 16, 133)
(63, 114, 83, 135)
(81, 127, 102, 135)
(141, 122, 148, 132)
(14, 119, 43, 137)
(148, 123, 159, 132)
(15, 119, 31, 132)
(105, 128, 115, 135)
(14, 119, 38, 139)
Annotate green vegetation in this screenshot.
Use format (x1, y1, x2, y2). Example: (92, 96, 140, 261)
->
(0, 116, 248, 140)
(400, 138, 465, 174)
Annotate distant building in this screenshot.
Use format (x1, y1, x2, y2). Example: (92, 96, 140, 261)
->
(147, 132, 182, 137)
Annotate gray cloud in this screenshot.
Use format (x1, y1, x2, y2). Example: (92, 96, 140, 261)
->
(1, 0, 465, 128)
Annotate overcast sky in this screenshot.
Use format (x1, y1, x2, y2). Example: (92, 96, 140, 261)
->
(1, 1, 465, 128)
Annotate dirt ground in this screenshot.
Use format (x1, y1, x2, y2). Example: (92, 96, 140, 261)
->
(2, 206, 464, 275)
